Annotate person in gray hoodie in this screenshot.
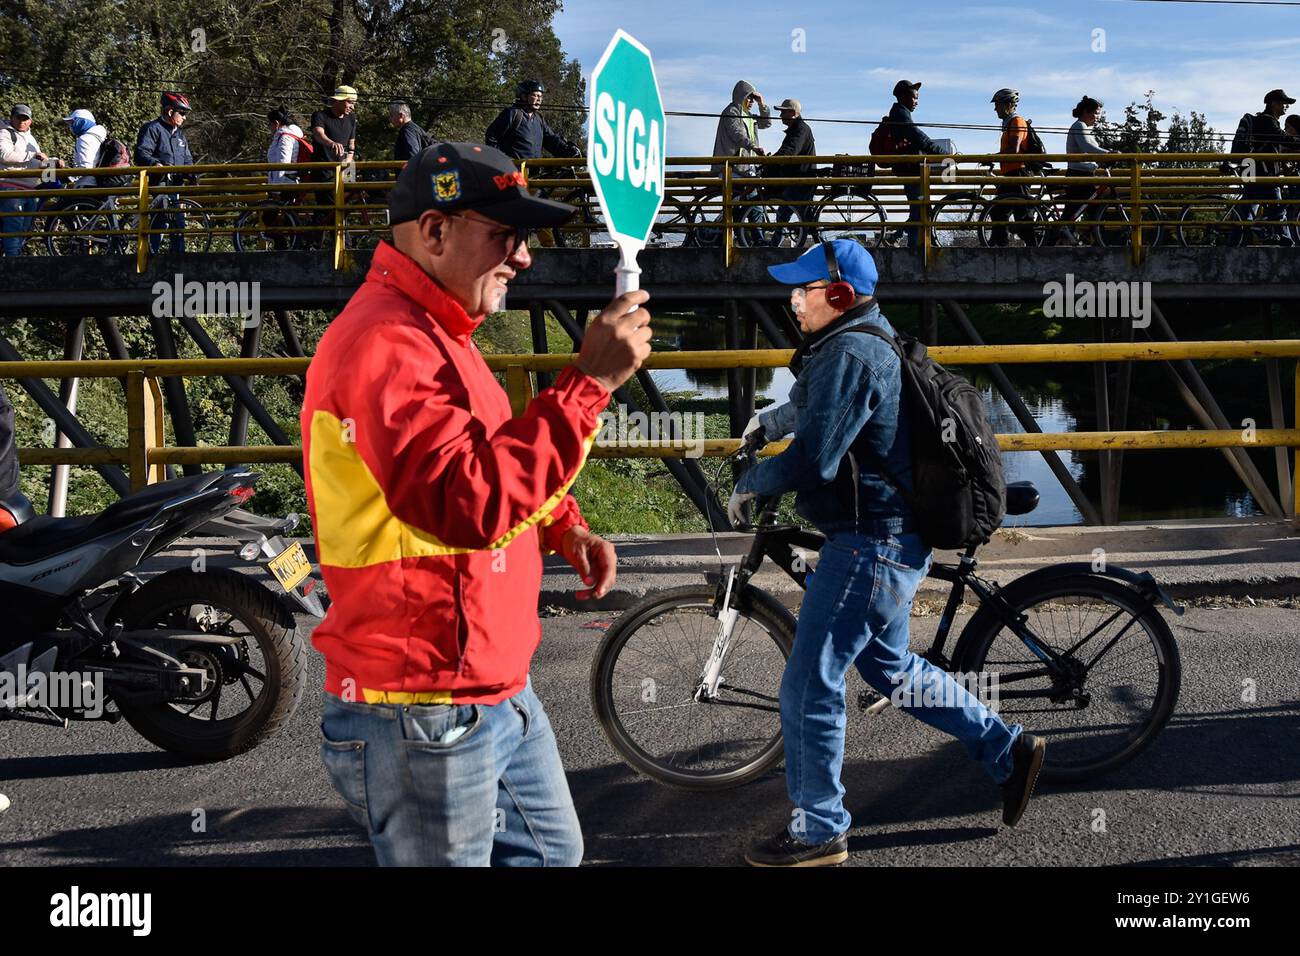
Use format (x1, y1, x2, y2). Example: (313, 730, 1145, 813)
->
(712, 80, 771, 176)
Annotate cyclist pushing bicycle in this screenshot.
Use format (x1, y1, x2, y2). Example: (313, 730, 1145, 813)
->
(730, 239, 1045, 867)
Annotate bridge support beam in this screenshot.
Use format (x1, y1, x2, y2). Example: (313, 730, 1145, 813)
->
(47, 317, 85, 517)
(941, 300, 1103, 525)
(1149, 301, 1285, 518)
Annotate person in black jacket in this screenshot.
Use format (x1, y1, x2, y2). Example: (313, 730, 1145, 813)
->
(484, 80, 581, 162)
(1243, 89, 1297, 246)
(763, 98, 817, 247)
(389, 102, 430, 163)
(887, 80, 938, 249)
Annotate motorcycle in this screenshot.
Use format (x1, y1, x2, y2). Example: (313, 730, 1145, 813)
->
(0, 469, 317, 760)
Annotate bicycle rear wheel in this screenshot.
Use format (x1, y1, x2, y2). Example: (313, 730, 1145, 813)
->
(148, 198, 212, 253)
(978, 196, 1046, 247)
(1091, 203, 1165, 248)
(234, 202, 299, 252)
(590, 584, 793, 791)
(953, 572, 1181, 782)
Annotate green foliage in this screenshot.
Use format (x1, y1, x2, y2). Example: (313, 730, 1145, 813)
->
(1093, 90, 1220, 164)
(0, 0, 585, 164)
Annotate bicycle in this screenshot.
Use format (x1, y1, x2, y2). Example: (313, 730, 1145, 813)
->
(233, 188, 305, 252)
(590, 440, 1183, 791)
(1177, 162, 1290, 247)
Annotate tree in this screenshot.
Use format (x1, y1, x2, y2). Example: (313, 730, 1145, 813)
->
(0, 0, 585, 164)
(1094, 90, 1220, 166)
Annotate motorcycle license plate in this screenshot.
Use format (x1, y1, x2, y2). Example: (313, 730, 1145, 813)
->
(267, 540, 312, 591)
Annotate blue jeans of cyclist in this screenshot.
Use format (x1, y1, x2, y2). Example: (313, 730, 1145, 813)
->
(1244, 183, 1286, 239)
(320, 676, 583, 867)
(780, 527, 1021, 845)
(0, 191, 38, 256)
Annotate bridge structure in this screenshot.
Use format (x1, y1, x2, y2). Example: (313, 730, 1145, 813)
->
(1, 152, 1298, 529)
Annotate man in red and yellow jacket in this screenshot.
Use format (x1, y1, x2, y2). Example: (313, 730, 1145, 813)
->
(302, 142, 652, 866)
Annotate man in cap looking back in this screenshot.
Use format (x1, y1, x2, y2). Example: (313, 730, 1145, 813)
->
(302, 142, 653, 866)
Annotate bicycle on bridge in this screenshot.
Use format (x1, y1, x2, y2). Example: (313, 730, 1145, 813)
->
(590, 438, 1184, 791)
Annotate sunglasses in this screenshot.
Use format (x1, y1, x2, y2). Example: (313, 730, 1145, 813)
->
(446, 212, 530, 255)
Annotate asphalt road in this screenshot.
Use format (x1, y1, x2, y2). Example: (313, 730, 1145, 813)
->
(1, 601, 1297, 867)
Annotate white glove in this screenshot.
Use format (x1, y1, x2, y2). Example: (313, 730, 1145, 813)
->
(727, 490, 756, 527)
(742, 413, 764, 440)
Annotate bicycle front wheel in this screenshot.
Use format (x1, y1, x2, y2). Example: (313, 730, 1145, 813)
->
(930, 192, 987, 247)
(813, 189, 887, 247)
(978, 195, 1046, 247)
(953, 572, 1181, 782)
(590, 584, 794, 791)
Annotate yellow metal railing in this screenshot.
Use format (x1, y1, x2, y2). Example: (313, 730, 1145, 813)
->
(5, 151, 1300, 270)
(2, 339, 1298, 519)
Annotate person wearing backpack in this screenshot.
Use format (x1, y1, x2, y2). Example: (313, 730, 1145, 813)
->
(1241, 90, 1297, 246)
(732, 239, 1045, 867)
(987, 88, 1038, 247)
(884, 80, 941, 249)
(388, 101, 431, 163)
(266, 106, 311, 185)
(484, 80, 581, 162)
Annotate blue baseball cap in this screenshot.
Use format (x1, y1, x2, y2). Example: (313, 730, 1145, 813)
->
(767, 239, 878, 297)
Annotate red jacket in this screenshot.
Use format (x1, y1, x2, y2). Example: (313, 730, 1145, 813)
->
(301, 241, 609, 705)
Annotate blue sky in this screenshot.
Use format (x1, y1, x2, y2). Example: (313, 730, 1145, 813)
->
(553, 0, 1300, 159)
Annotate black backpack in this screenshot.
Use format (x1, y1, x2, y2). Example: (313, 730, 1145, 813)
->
(94, 137, 132, 187)
(1022, 119, 1050, 171)
(1229, 112, 1255, 156)
(848, 326, 1006, 549)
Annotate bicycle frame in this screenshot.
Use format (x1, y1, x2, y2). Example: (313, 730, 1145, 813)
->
(704, 491, 1179, 706)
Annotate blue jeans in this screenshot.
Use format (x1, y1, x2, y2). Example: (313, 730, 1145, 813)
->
(0, 192, 38, 256)
(780, 530, 1020, 844)
(320, 677, 583, 866)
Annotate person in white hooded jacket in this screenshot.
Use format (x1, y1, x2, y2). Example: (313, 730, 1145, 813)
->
(62, 108, 108, 186)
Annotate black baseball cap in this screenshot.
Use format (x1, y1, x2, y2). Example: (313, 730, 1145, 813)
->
(1265, 89, 1296, 105)
(893, 80, 922, 97)
(388, 141, 576, 228)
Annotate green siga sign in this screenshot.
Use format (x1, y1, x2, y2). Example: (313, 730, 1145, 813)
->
(587, 29, 666, 250)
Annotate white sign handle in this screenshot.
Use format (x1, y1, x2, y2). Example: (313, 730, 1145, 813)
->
(614, 237, 643, 299)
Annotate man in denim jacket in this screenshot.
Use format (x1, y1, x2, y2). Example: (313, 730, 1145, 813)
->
(734, 240, 1045, 867)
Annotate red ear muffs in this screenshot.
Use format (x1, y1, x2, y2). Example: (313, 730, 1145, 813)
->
(822, 241, 856, 310)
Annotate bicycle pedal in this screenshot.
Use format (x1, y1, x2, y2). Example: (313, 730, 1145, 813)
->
(857, 689, 892, 714)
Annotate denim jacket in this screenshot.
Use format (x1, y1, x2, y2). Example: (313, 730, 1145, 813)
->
(736, 302, 914, 537)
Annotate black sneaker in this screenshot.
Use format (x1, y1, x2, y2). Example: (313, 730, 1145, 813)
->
(745, 827, 848, 867)
(1000, 733, 1047, 827)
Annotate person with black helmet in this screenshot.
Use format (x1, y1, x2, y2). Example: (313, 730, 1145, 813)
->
(134, 92, 195, 252)
(484, 80, 581, 162)
(1058, 95, 1113, 245)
